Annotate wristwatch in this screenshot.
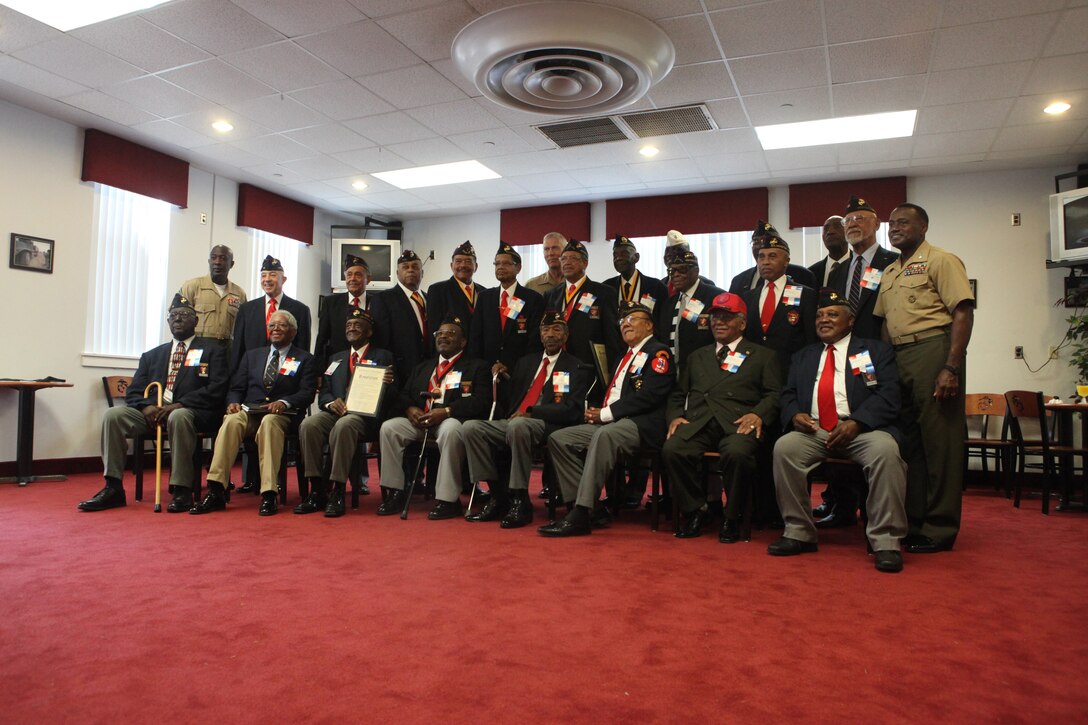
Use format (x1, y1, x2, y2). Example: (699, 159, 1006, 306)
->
(941, 364, 960, 375)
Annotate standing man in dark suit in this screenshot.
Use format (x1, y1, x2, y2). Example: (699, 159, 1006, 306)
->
(297, 308, 395, 518)
(426, 240, 488, 341)
(809, 215, 849, 288)
(544, 239, 623, 401)
(540, 302, 675, 537)
(376, 315, 491, 520)
(313, 253, 372, 372)
(769, 289, 908, 573)
(230, 255, 312, 373)
(463, 311, 590, 528)
(729, 220, 816, 294)
(662, 292, 781, 542)
(192, 309, 317, 516)
(370, 249, 430, 387)
(654, 249, 725, 372)
(604, 234, 668, 315)
(660, 230, 717, 294)
(79, 294, 229, 514)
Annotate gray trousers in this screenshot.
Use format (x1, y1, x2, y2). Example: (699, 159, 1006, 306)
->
(299, 410, 375, 484)
(463, 417, 547, 489)
(101, 406, 199, 488)
(772, 429, 908, 551)
(548, 419, 640, 508)
(379, 417, 465, 502)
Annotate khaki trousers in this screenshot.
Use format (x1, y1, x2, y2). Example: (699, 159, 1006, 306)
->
(208, 411, 290, 493)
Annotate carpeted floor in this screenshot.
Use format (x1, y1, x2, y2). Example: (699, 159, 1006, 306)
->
(1, 468, 1085, 723)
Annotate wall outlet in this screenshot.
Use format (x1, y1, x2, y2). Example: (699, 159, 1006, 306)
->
(1011, 212, 1021, 226)
(1014, 346, 1023, 359)
(199, 212, 207, 224)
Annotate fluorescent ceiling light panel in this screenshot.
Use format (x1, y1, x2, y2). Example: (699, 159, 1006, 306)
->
(0, 0, 171, 31)
(755, 110, 918, 151)
(372, 160, 500, 190)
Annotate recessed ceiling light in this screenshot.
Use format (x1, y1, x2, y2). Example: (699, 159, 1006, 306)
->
(1, 0, 172, 32)
(372, 160, 500, 190)
(1044, 101, 1071, 115)
(755, 110, 918, 150)
(639, 146, 659, 158)
(351, 180, 368, 191)
(211, 120, 234, 133)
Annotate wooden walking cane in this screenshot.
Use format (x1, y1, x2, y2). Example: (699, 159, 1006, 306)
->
(143, 381, 164, 513)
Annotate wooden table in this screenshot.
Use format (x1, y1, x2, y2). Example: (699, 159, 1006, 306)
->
(1043, 399, 1088, 510)
(0, 381, 74, 485)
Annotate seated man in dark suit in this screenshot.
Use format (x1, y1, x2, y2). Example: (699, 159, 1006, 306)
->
(540, 301, 675, 537)
(297, 308, 394, 518)
(463, 311, 591, 528)
(376, 315, 491, 520)
(769, 289, 908, 573)
(728, 219, 816, 294)
(661, 292, 781, 542)
(191, 309, 317, 517)
(313, 253, 372, 372)
(80, 294, 228, 513)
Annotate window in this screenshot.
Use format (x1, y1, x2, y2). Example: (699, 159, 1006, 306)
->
(84, 184, 172, 360)
(630, 231, 752, 288)
(518, 244, 548, 281)
(250, 229, 300, 298)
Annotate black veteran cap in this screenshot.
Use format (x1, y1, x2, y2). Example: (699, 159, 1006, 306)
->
(540, 309, 568, 327)
(397, 249, 421, 265)
(169, 293, 194, 310)
(440, 313, 466, 332)
(345, 253, 369, 271)
(453, 240, 476, 259)
(496, 241, 521, 265)
(562, 238, 589, 261)
(752, 219, 781, 240)
(845, 195, 877, 216)
(613, 234, 635, 250)
(348, 307, 374, 325)
(261, 255, 283, 272)
(817, 287, 854, 312)
(667, 249, 699, 270)
(618, 299, 654, 319)
(757, 235, 790, 254)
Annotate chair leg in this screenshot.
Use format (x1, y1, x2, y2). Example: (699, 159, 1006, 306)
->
(650, 459, 660, 532)
(134, 435, 145, 501)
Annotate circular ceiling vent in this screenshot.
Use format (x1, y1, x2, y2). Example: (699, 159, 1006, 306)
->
(452, 2, 675, 116)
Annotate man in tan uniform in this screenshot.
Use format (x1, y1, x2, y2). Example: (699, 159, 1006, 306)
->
(179, 245, 247, 354)
(874, 203, 974, 554)
(525, 231, 566, 296)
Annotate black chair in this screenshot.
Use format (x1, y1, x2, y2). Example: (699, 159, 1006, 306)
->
(1005, 390, 1088, 514)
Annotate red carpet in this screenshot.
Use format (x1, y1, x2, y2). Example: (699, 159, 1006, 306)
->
(1, 469, 1085, 723)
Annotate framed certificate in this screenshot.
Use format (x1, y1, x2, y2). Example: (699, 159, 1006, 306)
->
(346, 365, 390, 417)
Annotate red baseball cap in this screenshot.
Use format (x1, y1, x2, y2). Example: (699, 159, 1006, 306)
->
(709, 292, 746, 316)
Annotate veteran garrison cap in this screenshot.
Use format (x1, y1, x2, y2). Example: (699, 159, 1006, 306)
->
(845, 195, 877, 216)
(612, 234, 636, 250)
(261, 255, 284, 272)
(344, 253, 369, 271)
(665, 229, 688, 247)
(169, 293, 194, 310)
(709, 292, 747, 316)
(667, 250, 699, 270)
(817, 287, 854, 312)
(496, 241, 521, 265)
(440, 312, 466, 333)
(751, 219, 781, 240)
(540, 309, 568, 327)
(397, 249, 421, 265)
(453, 240, 476, 259)
(757, 235, 790, 254)
(618, 299, 654, 319)
(562, 238, 589, 261)
(348, 307, 375, 325)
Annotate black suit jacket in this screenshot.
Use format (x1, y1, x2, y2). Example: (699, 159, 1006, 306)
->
(780, 335, 901, 444)
(370, 285, 431, 388)
(653, 279, 726, 368)
(544, 279, 623, 395)
(728, 264, 816, 295)
(742, 279, 818, 381)
(231, 294, 312, 372)
(318, 344, 396, 415)
(394, 353, 492, 421)
(666, 338, 781, 439)
(504, 350, 590, 436)
(828, 246, 900, 340)
(468, 283, 544, 371)
(313, 291, 371, 371)
(229, 343, 317, 413)
(808, 255, 850, 289)
(127, 336, 229, 431)
(605, 337, 676, 448)
(603, 271, 670, 316)
(426, 277, 487, 340)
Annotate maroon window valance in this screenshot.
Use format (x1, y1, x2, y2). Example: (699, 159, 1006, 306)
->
(81, 129, 189, 208)
(788, 177, 907, 228)
(237, 183, 314, 246)
(606, 188, 769, 238)
(501, 202, 591, 246)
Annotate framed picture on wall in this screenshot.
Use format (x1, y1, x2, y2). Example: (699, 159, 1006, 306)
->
(10, 233, 54, 274)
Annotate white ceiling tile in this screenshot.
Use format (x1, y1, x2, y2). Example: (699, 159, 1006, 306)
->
(131, 119, 217, 149)
(712, 0, 824, 58)
(231, 0, 367, 37)
(1021, 53, 1088, 95)
(829, 33, 934, 83)
(646, 62, 736, 107)
(769, 167, 837, 180)
(504, 171, 582, 192)
(467, 96, 557, 126)
(0, 55, 88, 98)
(908, 153, 986, 168)
(59, 90, 156, 125)
(458, 178, 528, 198)
(567, 165, 643, 187)
(680, 127, 762, 156)
(742, 87, 830, 126)
(295, 21, 419, 77)
(1045, 7, 1088, 57)
(991, 120, 1087, 150)
(231, 134, 316, 162)
(376, 1, 479, 62)
(288, 79, 395, 120)
(333, 146, 413, 172)
(324, 174, 397, 193)
(628, 158, 704, 182)
(942, 0, 1066, 25)
(832, 75, 926, 116)
(986, 146, 1075, 162)
(170, 107, 271, 141)
(765, 146, 839, 171)
(357, 64, 466, 109)
(507, 124, 560, 152)
(281, 155, 360, 179)
(357, 189, 430, 210)
(931, 13, 1059, 71)
(102, 75, 218, 117)
(481, 151, 564, 176)
(159, 59, 275, 105)
(228, 94, 330, 132)
(704, 98, 749, 129)
(284, 180, 355, 200)
(643, 178, 709, 191)
(836, 137, 914, 164)
(542, 143, 638, 170)
(341, 111, 435, 144)
(285, 124, 375, 153)
(0, 6, 64, 53)
(190, 143, 266, 169)
(923, 62, 1033, 105)
(447, 127, 537, 157)
(912, 128, 999, 157)
(350, 0, 451, 17)
(658, 15, 721, 66)
(384, 137, 470, 165)
(12, 36, 143, 89)
(143, 0, 284, 55)
(404, 184, 481, 204)
(694, 151, 769, 176)
(729, 49, 828, 95)
(241, 163, 312, 185)
(917, 99, 1015, 134)
(71, 16, 211, 73)
(838, 160, 910, 175)
(1006, 91, 1088, 126)
(824, 0, 943, 44)
(222, 42, 346, 93)
(430, 58, 483, 98)
(405, 99, 504, 136)
(594, 0, 705, 19)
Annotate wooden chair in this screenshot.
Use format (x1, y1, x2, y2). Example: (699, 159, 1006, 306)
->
(1004, 390, 1088, 514)
(964, 393, 1015, 495)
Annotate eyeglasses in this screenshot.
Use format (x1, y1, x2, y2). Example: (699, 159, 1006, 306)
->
(620, 314, 653, 325)
(166, 312, 195, 321)
(266, 321, 292, 329)
(843, 214, 875, 224)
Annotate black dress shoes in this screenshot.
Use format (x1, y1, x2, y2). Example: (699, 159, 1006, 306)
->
(237, 480, 259, 495)
(538, 510, 591, 537)
(376, 488, 406, 516)
(676, 508, 707, 539)
(166, 487, 193, 514)
(874, 550, 904, 573)
(189, 483, 227, 514)
(767, 536, 818, 556)
(466, 497, 507, 522)
(590, 504, 612, 529)
(428, 499, 463, 520)
(814, 505, 858, 529)
(903, 535, 954, 554)
(537, 485, 552, 500)
(358, 481, 370, 496)
(500, 493, 534, 528)
(78, 484, 126, 511)
(258, 492, 278, 516)
(325, 483, 345, 518)
(293, 490, 326, 515)
(718, 518, 741, 544)
(812, 501, 831, 518)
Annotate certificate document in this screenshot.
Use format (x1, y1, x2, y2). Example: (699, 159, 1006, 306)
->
(346, 366, 390, 417)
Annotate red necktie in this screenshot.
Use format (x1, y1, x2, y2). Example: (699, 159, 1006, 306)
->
(818, 345, 838, 432)
(350, 351, 358, 375)
(166, 341, 186, 390)
(410, 292, 427, 338)
(604, 349, 634, 405)
(351, 296, 359, 308)
(760, 281, 776, 333)
(500, 290, 509, 332)
(265, 297, 277, 339)
(463, 283, 475, 313)
(564, 283, 578, 321)
(517, 356, 551, 413)
(426, 356, 457, 412)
